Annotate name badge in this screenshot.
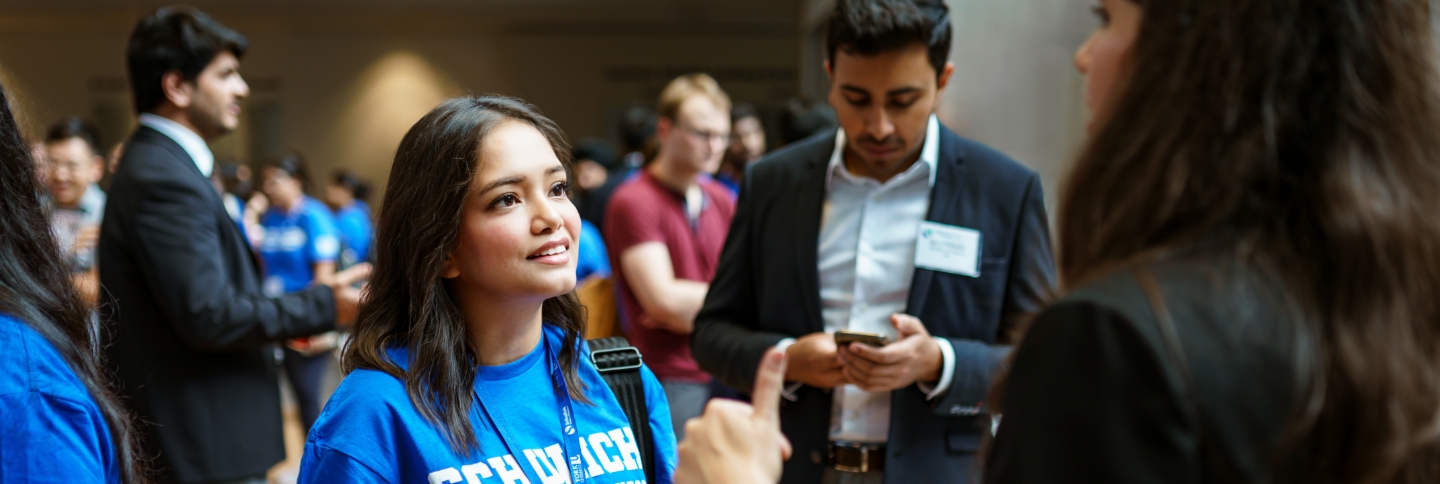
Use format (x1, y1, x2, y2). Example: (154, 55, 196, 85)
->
(915, 221, 982, 277)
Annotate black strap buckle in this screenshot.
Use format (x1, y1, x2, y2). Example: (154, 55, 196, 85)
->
(590, 346, 643, 374)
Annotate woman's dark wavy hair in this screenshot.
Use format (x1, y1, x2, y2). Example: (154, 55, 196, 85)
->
(1057, 0, 1440, 481)
(343, 95, 588, 455)
(0, 87, 147, 481)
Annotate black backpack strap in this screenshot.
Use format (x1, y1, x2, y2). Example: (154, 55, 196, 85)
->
(589, 336, 656, 484)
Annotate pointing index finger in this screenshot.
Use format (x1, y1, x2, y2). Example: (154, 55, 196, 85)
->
(751, 348, 787, 426)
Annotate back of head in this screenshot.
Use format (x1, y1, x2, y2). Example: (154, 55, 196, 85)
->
(825, 0, 951, 77)
(781, 97, 839, 145)
(347, 95, 585, 456)
(127, 6, 248, 114)
(572, 138, 618, 171)
(619, 104, 657, 154)
(44, 117, 103, 156)
(330, 169, 371, 203)
(1060, 0, 1440, 481)
(0, 85, 146, 483)
(656, 73, 732, 122)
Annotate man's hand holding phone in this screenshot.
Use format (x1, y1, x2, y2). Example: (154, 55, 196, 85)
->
(837, 313, 944, 392)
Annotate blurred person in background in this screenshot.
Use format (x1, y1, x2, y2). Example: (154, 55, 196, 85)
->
(986, 0, 1440, 482)
(324, 168, 374, 267)
(578, 104, 656, 227)
(213, 159, 253, 225)
(568, 139, 620, 281)
(779, 97, 839, 147)
(691, 0, 1055, 482)
(101, 7, 364, 483)
(43, 117, 108, 305)
(257, 152, 349, 434)
(572, 137, 619, 193)
(0, 82, 147, 484)
(716, 102, 766, 195)
(606, 73, 736, 441)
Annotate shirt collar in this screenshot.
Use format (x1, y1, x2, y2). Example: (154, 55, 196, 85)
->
(826, 114, 941, 191)
(138, 113, 214, 178)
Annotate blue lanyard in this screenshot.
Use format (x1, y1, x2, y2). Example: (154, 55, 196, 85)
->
(475, 336, 587, 484)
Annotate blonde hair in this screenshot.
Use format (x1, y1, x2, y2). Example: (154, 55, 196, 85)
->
(657, 73, 732, 121)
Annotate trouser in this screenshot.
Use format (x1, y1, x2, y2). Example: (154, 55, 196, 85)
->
(659, 380, 710, 441)
(282, 346, 332, 433)
(822, 469, 885, 484)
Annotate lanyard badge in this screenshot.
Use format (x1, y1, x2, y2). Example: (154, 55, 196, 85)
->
(475, 337, 588, 484)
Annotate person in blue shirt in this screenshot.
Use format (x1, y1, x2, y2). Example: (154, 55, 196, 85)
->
(0, 84, 143, 483)
(300, 96, 677, 484)
(324, 169, 374, 267)
(259, 152, 345, 433)
(576, 219, 611, 281)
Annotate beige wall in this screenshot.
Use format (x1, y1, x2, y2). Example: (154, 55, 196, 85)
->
(0, 3, 798, 201)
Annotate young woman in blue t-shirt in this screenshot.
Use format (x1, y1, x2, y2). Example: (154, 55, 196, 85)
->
(324, 169, 374, 267)
(0, 84, 143, 483)
(258, 152, 345, 433)
(300, 96, 677, 484)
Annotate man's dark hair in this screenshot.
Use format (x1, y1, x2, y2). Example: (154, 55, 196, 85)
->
(43, 117, 103, 157)
(826, 0, 951, 77)
(126, 6, 248, 114)
(619, 104, 657, 153)
(781, 97, 839, 145)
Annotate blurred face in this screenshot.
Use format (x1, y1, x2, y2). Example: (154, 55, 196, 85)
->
(261, 167, 304, 210)
(179, 51, 249, 138)
(728, 116, 766, 163)
(325, 182, 354, 208)
(658, 96, 730, 175)
(1075, 0, 1143, 132)
(44, 138, 103, 208)
(442, 121, 580, 304)
(827, 42, 953, 181)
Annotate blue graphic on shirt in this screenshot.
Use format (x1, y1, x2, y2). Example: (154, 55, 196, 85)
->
(259, 196, 340, 296)
(333, 200, 374, 265)
(299, 324, 677, 484)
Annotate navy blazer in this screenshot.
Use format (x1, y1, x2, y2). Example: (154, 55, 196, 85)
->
(99, 126, 337, 482)
(691, 124, 1056, 483)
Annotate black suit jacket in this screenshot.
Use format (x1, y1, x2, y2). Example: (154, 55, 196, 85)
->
(691, 125, 1056, 483)
(987, 258, 1299, 484)
(99, 127, 337, 483)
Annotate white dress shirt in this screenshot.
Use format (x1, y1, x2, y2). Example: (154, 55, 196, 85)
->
(138, 113, 214, 178)
(778, 115, 957, 444)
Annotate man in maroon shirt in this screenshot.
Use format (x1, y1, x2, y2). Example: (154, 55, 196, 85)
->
(605, 73, 735, 439)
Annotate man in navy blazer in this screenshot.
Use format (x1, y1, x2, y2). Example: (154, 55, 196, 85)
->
(100, 7, 363, 483)
(690, 1, 1056, 482)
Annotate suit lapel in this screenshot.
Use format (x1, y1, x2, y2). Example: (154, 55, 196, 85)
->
(134, 126, 264, 276)
(906, 127, 968, 313)
(794, 141, 831, 334)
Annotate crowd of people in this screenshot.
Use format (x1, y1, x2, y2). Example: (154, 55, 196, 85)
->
(4, 0, 1440, 483)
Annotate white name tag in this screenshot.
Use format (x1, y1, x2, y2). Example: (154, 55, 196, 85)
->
(914, 221, 982, 277)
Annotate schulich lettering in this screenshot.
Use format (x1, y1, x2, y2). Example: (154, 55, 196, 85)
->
(427, 427, 644, 484)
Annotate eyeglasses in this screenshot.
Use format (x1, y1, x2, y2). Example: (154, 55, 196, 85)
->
(676, 124, 730, 144)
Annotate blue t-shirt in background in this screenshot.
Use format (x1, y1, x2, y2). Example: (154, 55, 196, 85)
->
(577, 219, 611, 281)
(333, 200, 374, 265)
(299, 324, 677, 484)
(260, 196, 341, 296)
(0, 313, 119, 483)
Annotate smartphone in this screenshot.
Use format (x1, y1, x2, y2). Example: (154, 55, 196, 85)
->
(834, 330, 890, 348)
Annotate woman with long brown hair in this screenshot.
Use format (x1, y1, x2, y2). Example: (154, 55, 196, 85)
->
(986, 0, 1440, 482)
(0, 86, 146, 481)
(298, 96, 676, 483)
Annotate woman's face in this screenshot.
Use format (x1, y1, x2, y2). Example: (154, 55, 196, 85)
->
(261, 167, 303, 209)
(443, 121, 580, 304)
(1074, 0, 1143, 132)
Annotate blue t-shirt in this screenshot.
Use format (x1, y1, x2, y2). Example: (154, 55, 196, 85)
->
(0, 313, 119, 483)
(299, 324, 677, 484)
(334, 200, 374, 265)
(577, 219, 611, 281)
(260, 196, 341, 296)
